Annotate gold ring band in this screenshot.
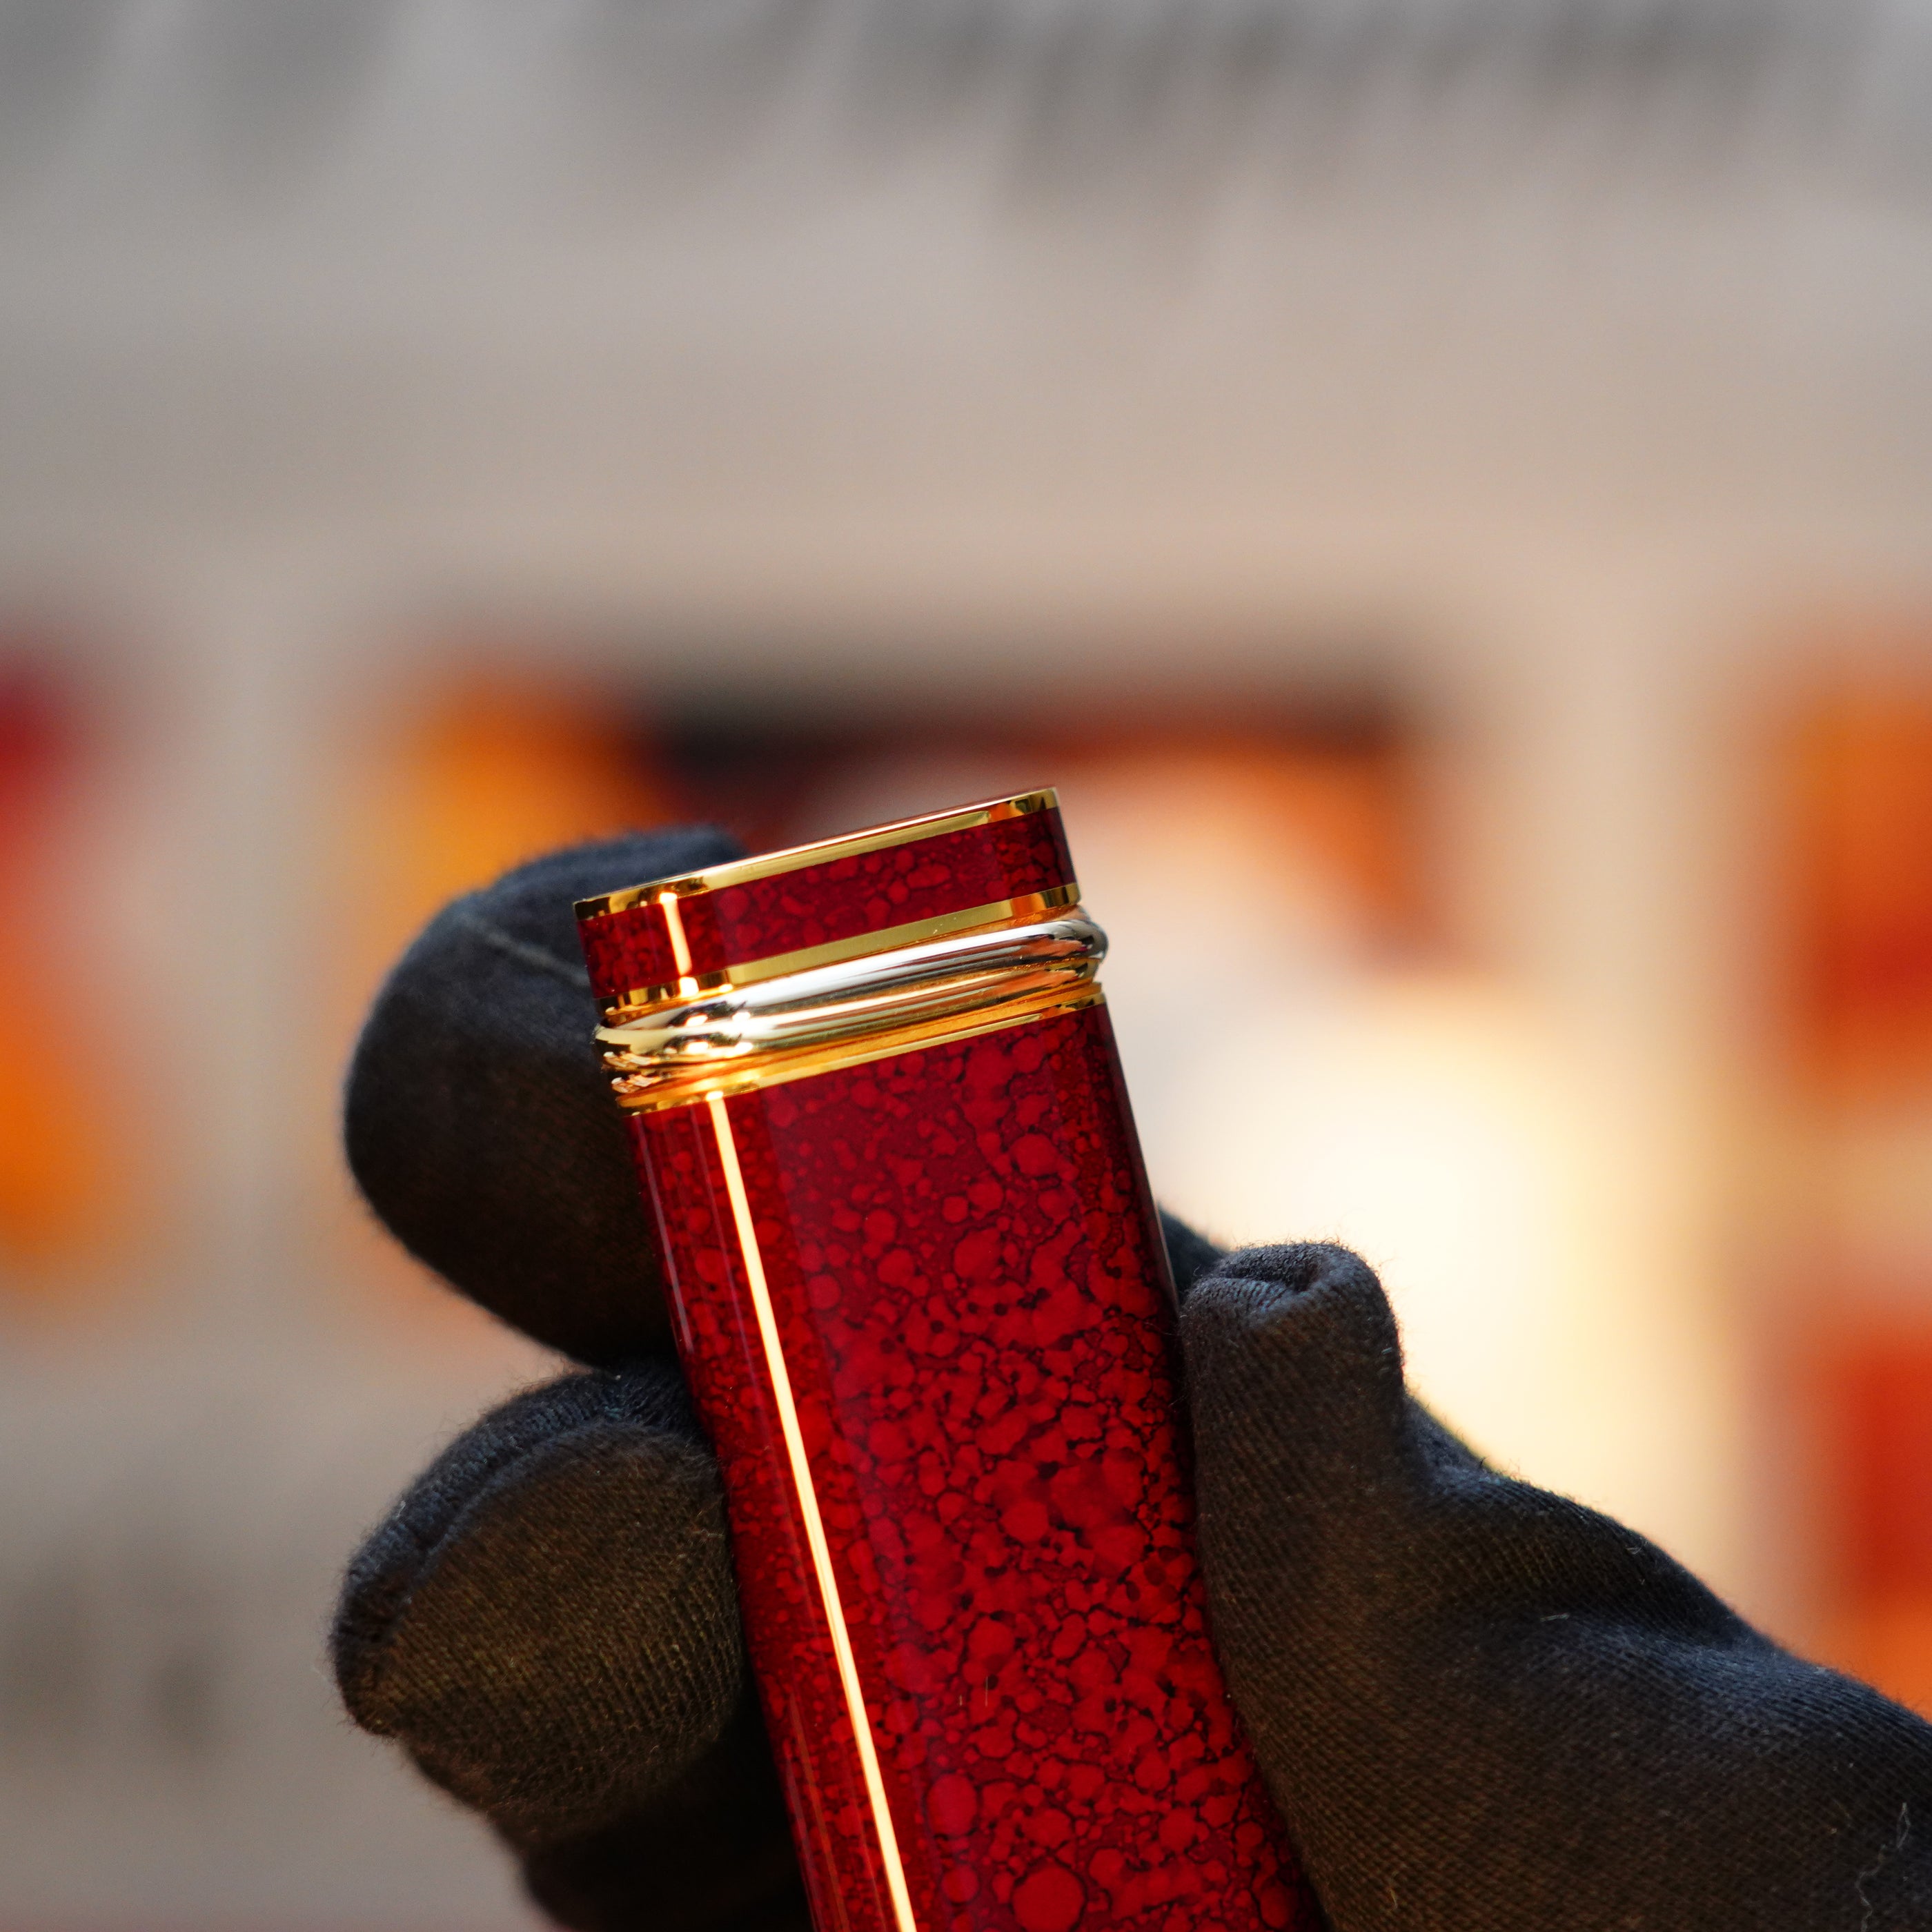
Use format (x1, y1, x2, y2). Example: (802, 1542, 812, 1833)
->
(599, 914, 1107, 1112)
(597, 883, 1081, 1021)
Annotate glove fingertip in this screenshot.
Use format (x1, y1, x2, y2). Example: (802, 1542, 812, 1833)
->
(1181, 1241, 1416, 1528)
(333, 1366, 744, 1844)
(1183, 1241, 1403, 1389)
(344, 825, 747, 1366)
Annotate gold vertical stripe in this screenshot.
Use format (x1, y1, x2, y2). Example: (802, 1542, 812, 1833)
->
(705, 1094, 920, 1932)
(660, 891, 700, 996)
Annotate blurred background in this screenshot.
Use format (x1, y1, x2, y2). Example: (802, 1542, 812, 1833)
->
(3, 0, 1932, 1924)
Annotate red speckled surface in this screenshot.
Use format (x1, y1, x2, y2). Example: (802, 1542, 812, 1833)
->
(632, 1005, 1314, 1932)
(582, 807, 1074, 1002)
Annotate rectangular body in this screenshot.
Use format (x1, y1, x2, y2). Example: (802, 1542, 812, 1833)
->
(633, 1001, 1309, 1932)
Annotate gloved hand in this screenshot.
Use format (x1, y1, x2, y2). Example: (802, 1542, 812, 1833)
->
(335, 829, 1932, 1932)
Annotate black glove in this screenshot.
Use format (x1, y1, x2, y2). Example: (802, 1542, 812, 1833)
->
(335, 831, 1932, 1931)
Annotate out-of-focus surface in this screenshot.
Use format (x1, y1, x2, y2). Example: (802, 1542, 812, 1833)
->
(1, 2, 1931, 1925)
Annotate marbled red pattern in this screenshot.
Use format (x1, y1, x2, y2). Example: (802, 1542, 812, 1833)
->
(582, 807, 1074, 1001)
(632, 1006, 1315, 1932)
(579, 899, 679, 1005)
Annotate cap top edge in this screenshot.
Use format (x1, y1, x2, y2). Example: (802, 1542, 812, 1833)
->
(573, 788, 1057, 920)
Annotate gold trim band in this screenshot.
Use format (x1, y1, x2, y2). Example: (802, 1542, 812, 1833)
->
(601, 916, 1105, 1112)
(619, 987, 1105, 1113)
(577, 789, 1056, 918)
(599, 883, 1081, 1021)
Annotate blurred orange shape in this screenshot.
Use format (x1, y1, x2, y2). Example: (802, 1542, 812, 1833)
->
(0, 668, 124, 1288)
(1810, 1324, 1932, 1717)
(1788, 682, 1932, 1094)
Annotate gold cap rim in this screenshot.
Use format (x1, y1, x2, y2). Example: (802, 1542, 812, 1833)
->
(573, 787, 1058, 920)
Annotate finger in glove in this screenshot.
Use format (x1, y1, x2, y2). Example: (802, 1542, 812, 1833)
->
(1184, 1241, 1932, 1932)
(344, 827, 745, 1365)
(333, 1357, 748, 1850)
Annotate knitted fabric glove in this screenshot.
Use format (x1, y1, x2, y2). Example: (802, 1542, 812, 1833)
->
(1183, 1245, 1932, 1930)
(335, 831, 1932, 1932)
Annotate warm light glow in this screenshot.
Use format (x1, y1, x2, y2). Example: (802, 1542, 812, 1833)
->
(1072, 758, 1738, 1580)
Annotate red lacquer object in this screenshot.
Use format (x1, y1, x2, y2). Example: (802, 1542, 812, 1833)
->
(578, 791, 1313, 1932)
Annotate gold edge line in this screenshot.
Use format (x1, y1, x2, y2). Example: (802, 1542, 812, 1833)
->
(705, 1094, 922, 1932)
(600, 885, 1082, 1018)
(576, 789, 1057, 917)
(624, 987, 1105, 1113)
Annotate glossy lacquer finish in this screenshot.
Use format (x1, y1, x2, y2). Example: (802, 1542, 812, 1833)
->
(631, 1003, 1315, 1932)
